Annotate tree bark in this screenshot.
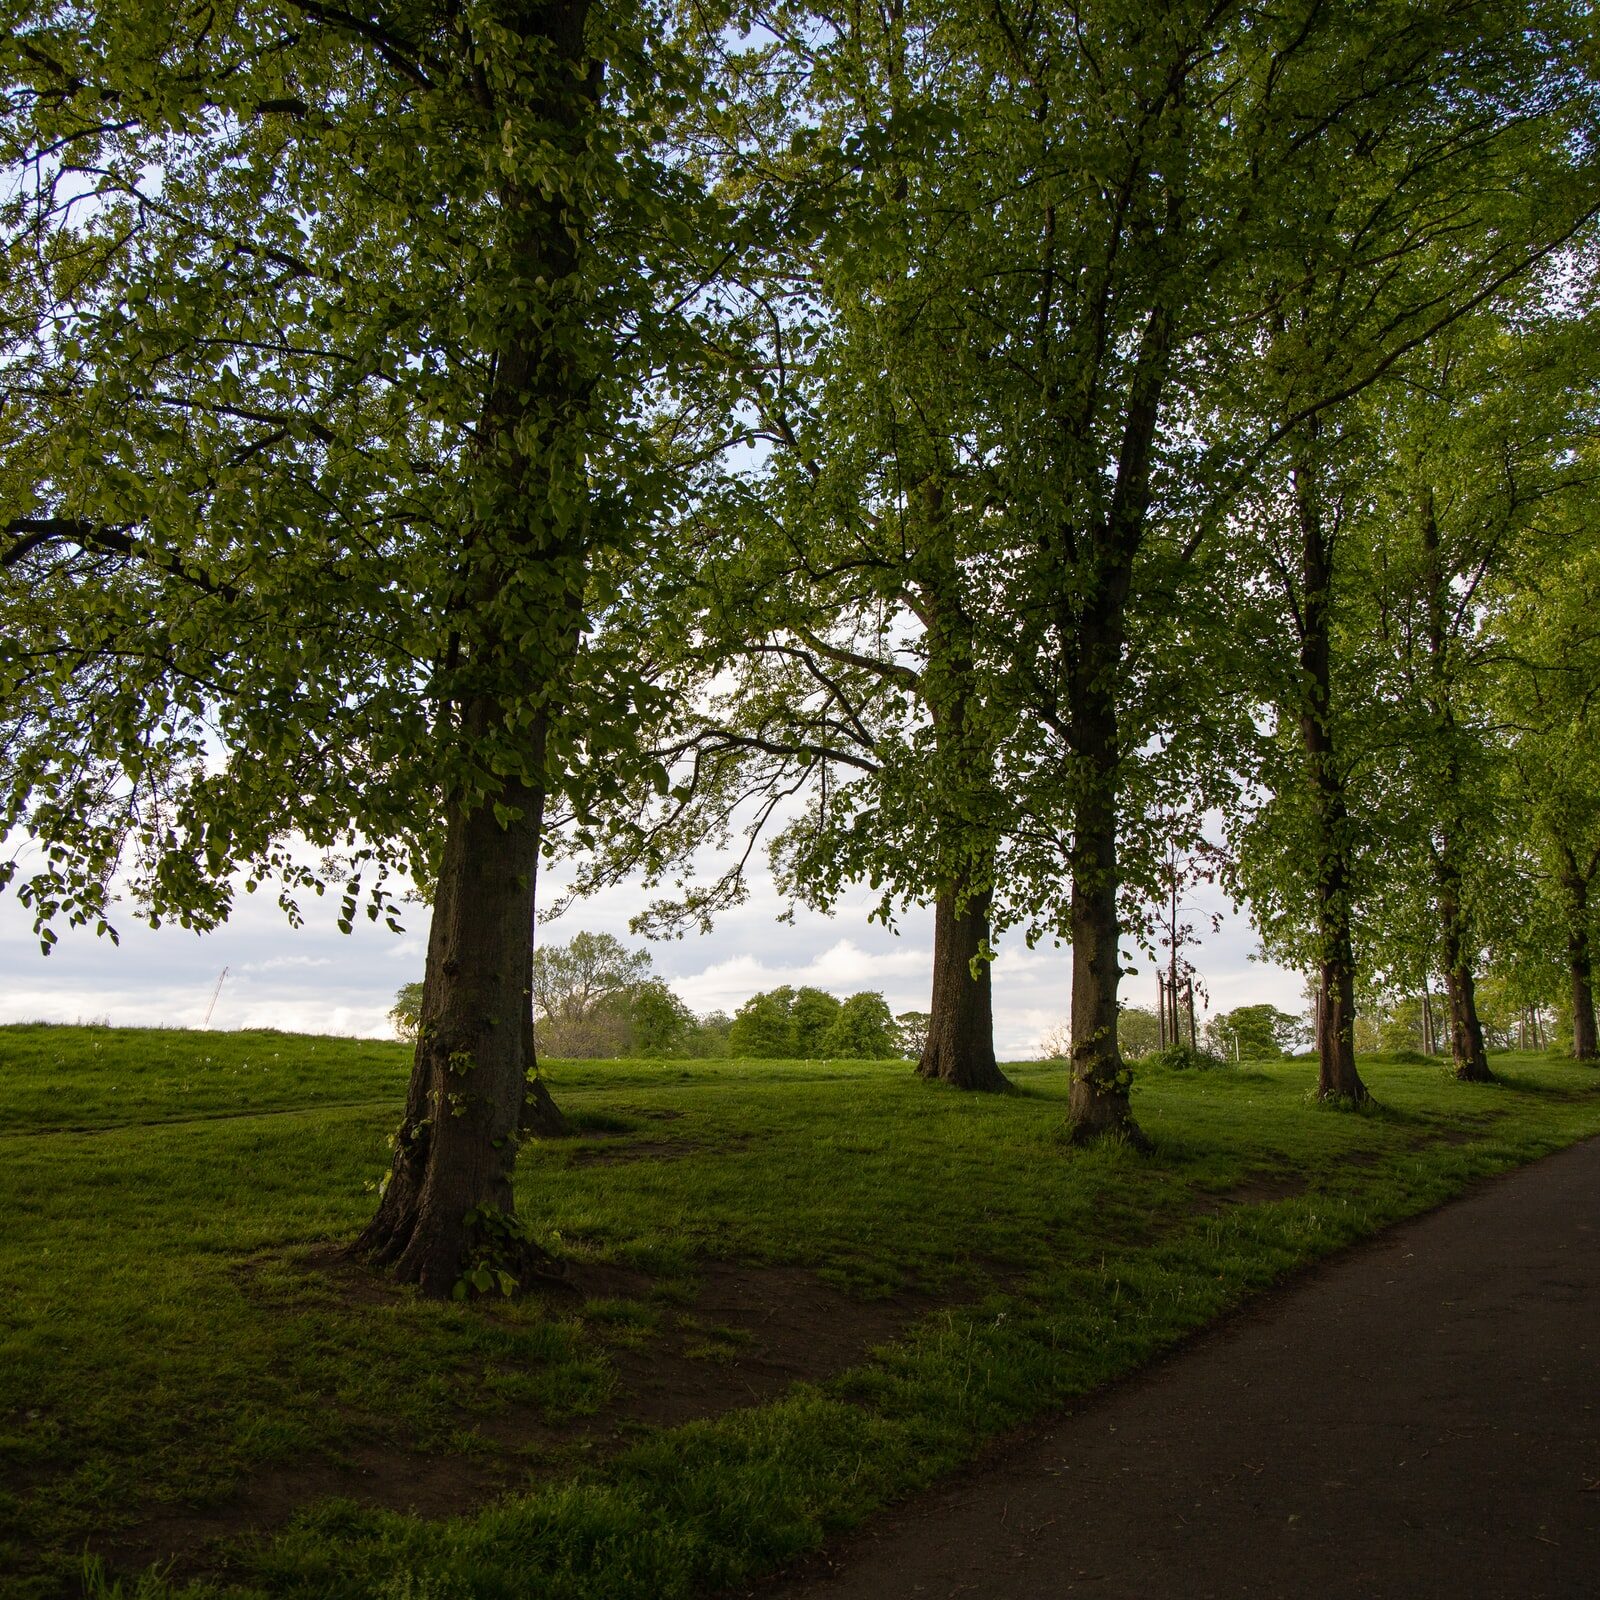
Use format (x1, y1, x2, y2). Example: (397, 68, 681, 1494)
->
(1292, 430, 1368, 1105)
(918, 883, 1011, 1091)
(1056, 242, 1177, 1146)
(1064, 609, 1147, 1147)
(1437, 873, 1492, 1081)
(356, 729, 558, 1295)
(1418, 491, 1491, 1083)
(1562, 866, 1597, 1061)
(912, 481, 1007, 1091)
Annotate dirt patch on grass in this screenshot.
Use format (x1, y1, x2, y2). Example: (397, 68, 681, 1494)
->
(1429, 1126, 1485, 1146)
(568, 1137, 699, 1167)
(564, 1124, 751, 1167)
(1194, 1170, 1310, 1213)
(100, 1444, 519, 1588)
(579, 1259, 923, 1432)
(100, 1253, 949, 1586)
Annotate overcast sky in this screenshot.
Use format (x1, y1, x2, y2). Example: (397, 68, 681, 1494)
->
(0, 839, 1307, 1057)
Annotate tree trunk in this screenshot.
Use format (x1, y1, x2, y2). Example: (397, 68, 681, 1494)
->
(1313, 944, 1364, 1101)
(355, 0, 597, 1293)
(356, 746, 558, 1295)
(1437, 875, 1492, 1082)
(1056, 253, 1175, 1147)
(1417, 492, 1490, 1083)
(918, 883, 1011, 1090)
(1292, 430, 1368, 1105)
(1065, 617, 1147, 1147)
(1562, 868, 1598, 1061)
(911, 478, 1007, 1092)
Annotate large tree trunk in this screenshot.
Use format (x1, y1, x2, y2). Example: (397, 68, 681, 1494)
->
(1067, 786, 1145, 1144)
(1059, 288, 1174, 1147)
(356, 738, 558, 1295)
(1064, 610, 1147, 1147)
(1562, 866, 1597, 1061)
(1312, 941, 1363, 1100)
(912, 481, 1008, 1092)
(918, 883, 1010, 1091)
(1293, 431, 1368, 1105)
(1438, 874, 1492, 1082)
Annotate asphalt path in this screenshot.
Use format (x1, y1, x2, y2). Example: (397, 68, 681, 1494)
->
(760, 1135, 1600, 1600)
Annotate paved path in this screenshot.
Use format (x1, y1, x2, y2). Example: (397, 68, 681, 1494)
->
(763, 1137, 1600, 1600)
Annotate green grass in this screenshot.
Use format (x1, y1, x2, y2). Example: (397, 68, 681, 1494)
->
(2, 1025, 1597, 1600)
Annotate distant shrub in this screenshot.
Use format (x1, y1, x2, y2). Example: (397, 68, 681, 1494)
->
(1140, 1042, 1227, 1072)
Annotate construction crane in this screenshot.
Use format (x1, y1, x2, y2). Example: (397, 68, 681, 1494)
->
(203, 966, 229, 1029)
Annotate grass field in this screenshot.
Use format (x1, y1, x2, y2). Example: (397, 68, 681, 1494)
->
(2, 1024, 1597, 1600)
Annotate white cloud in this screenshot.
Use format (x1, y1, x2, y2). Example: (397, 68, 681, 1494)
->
(236, 955, 334, 974)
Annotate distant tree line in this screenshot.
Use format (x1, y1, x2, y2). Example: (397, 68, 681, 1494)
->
(391, 932, 925, 1061)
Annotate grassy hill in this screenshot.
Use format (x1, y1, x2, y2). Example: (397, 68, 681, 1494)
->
(2, 1024, 1597, 1599)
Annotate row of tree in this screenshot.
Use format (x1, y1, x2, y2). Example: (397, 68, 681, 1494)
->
(393, 931, 924, 1060)
(5, 2, 1599, 1293)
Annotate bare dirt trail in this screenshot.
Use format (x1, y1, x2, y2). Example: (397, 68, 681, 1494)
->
(756, 1136, 1600, 1600)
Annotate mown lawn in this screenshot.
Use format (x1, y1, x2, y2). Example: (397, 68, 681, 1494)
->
(2, 1024, 1596, 1600)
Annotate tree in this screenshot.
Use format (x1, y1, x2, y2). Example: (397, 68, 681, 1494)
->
(1116, 1008, 1163, 1060)
(683, 1009, 733, 1059)
(629, 980, 696, 1058)
(1227, 171, 1597, 1107)
(563, 0, 1018, 1094)
(894, 1011, 932, 1059)
(820, 992, 899, 1059)
(532, 932, 652, 1058)
(1204, 1004, 1306, 1061)
(1, 1, 734, 1293)
(727, 987, 799, 1059)
(790, 987, 845, 1058)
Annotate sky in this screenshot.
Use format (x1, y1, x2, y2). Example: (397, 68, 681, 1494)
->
(0, 840, 1309, 1058)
